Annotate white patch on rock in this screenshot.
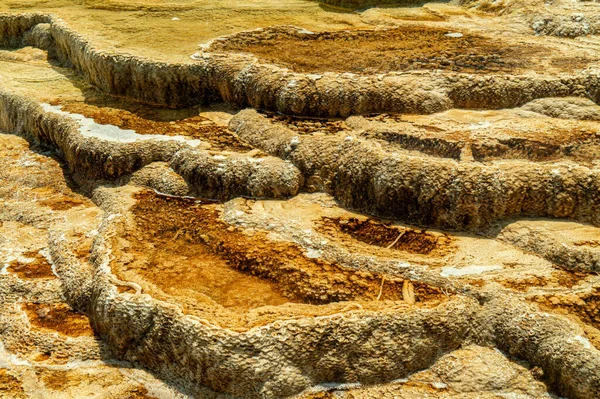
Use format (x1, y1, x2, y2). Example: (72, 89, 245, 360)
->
(0, 342, 31, 367)
(468, 121, 492, 130)
(440, 264, 502, 277)
(40, 104, 201, 147)
(38, 248, 59, 278)
(0, 262, 9, 275)
(313, 382, 362, 391)
(305, 248, 323, 259)
(573, 335, 592, 349)
(190, 52, 210, 61)
(445, 32, 463, 38)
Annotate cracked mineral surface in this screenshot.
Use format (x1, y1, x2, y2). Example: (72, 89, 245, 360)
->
(0, 0, 599, 398)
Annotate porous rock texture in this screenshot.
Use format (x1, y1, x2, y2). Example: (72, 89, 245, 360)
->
(0, 90, 301, 200)
(521, 97, 600, 121)
(1, 13, 600, 116)
(0, 2, 600, 399)
(229, 109, 600, 230)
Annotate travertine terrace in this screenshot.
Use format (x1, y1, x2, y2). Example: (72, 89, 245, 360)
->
(0, 0, 599, 398)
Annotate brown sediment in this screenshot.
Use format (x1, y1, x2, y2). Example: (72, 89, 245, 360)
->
(38, 369, 159, 398)
(0, 5, 599, 399)
(553, 270, 590, 289)
(210, 26, 546, 75)
(23, 303, 95, 337)
(38, 196, 86, 211)
(41, 370, 80, 391)
(261, 112, 348, 135)
(321, 217, 454, 255)
(106, 190, 448, 330)
(497, 275, 549, 292)
(7, 251, 55, 279)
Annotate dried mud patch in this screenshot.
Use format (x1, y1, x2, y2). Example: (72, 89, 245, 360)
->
(110, 190, 446, 330)
(23, 303, 95, 338)
(38, 195, 86, 211)
(261, 112, 348, 135)
(58, 102, 251, 152)
(39, 369, 156, 398)
(211, 26, 546, 74)
(321, 217, 455, 256)
(7, 250, 55, 279)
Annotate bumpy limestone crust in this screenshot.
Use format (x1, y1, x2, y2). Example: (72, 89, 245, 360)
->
(0, 91, 182, 179)
(319, 0, 424, 8)
(170, 147, 302, 200)
(0, 133, 197, 398)
(1, 14, 600, 116)
(21, 22, 52, 50)
(521, 97, 600, 121)
(230, 109, 600, 230)
(479, 292, 600, 399)
(0, 91, 301, 200)
(123, 162, 194, 197)
(300, 345, 552, 398)
(1, 7, 600, 399)
(500, 220, 600, 273)
(2, 117, 600, 398)
(74, 206, 474, 397)
(62, 201, 600, 398)
(44, 182, 598, 399)
(532, 13, 600, 37)
(0, 12, 50, 48)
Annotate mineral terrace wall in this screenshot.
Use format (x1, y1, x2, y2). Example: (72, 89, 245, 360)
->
(0, 4, 599, 399)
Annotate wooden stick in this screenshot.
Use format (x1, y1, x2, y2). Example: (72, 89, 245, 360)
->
(386, 231, 405, 249)
(403, 280, 415, 305)
(376, 277, 385, 301)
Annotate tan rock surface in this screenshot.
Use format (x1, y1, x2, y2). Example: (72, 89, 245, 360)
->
(0, 1, 599, 398)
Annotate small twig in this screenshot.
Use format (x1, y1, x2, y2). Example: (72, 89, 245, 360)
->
(387, 231, 405, 249)
(171, 228, 184, 242)
(376, 276, 386, 301)
(403, 280, 415, 305)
